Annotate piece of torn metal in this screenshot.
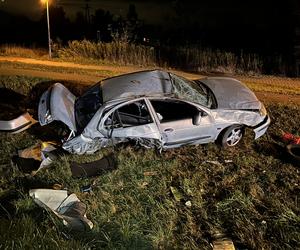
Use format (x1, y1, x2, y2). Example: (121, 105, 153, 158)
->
(16, 141, 59, 175)
(0, 112, 37, 133)
(29, 189, 93, 231)
(70, 153, 116, 178)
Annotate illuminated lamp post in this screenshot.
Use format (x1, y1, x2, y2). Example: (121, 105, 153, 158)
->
(41, 0, 52, 58)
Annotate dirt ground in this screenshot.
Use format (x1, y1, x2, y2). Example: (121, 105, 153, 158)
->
(0, 56, 300, 104)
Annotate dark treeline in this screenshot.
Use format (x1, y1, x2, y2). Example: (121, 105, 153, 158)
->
(0, 4, 144, 46)
(0, 0, 299, 75)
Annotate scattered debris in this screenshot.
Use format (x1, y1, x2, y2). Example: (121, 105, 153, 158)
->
(70, 154, 116, 178)
(143, 171, 157, 176)
(80, 185, 92, 193)
(29, 189, 93, 231)
(206, 160, 224, 167)
(282, 132, 300, 145)
(185, 200, 192, 207)
(15, 141, 60, 175)
(139, 181, 149, 188)
(0, 112, 37, 134)
(52, 184, 63, 190)
(212, 238, 235, 250)
(170, 186, 184, 202)
(18, 142, 42, 161)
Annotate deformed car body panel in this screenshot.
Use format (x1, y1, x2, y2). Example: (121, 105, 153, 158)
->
(253, 115, 271, 139)
(0, 112, 37, 133)
(200, 77, 261, 110)
(37, 70, 271, 154)
(62, 134, 118, 155)
(101, 70, 173, 103)
(38, 83, 77, 131)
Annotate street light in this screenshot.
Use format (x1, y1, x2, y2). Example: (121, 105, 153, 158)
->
(41, 0, 52, 58)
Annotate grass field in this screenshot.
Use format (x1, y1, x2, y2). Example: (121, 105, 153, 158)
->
(0, 61, 118, 79)
(0, 75, 299, 250)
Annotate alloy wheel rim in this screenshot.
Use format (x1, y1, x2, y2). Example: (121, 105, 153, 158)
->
(226, 128, 242, 146)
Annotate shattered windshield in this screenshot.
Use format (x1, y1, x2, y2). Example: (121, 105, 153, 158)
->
(75, 83, 103, 132)
(170, 73, 214, 108)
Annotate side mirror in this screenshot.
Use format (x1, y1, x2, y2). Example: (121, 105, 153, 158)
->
(193, 112, 202, 126)
(156, 112, 163, 121)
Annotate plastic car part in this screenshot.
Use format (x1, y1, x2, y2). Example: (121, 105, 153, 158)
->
(16, 141, 60, 175)
(0, 112, 37, 133)
(29, 189, 93, 231)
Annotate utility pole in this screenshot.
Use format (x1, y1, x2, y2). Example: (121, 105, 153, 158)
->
(42, 0, 52, 58)
(84, 0, 91, 25)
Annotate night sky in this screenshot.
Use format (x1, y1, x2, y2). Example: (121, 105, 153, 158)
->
(0, 0, 173, 24)
(0, 0, 299, 54)
(0, 0, 297, 26)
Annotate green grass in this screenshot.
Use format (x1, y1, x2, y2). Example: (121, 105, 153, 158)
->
(0, 76, 299, 249)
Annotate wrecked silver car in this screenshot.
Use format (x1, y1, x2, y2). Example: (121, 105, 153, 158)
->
(38, 70, 270, 154)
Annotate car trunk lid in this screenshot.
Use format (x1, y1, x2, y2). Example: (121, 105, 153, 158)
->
(38, 83, 77, 131)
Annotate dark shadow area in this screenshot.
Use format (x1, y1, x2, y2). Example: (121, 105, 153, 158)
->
(67, 221, 153, 249)
(0, 88, 27, 120)
(0, 190, 20, 219)
(0, 188, 47, 223)
(253, 135, 300, 166)
(14, 176, 59, 193)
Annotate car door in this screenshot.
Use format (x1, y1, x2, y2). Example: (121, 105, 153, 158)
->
(147, 98, 216, 147)
(100, 98, 161, 142)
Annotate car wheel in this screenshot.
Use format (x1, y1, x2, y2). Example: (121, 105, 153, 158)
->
(221, 125, 244, 147)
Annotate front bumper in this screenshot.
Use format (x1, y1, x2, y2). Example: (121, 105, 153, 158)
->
(253, 115, 271, 139)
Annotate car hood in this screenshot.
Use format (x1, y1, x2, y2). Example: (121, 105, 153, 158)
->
(38, 83, 77, 131)
(199, 77, 261, 110)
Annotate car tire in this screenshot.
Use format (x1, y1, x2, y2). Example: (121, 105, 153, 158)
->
(220, 125, 244, 148)
(286, 144, 300, 165)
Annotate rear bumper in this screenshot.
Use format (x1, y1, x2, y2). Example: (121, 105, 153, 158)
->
(0, 112, 37, 133)
(253, 115, 271, 139)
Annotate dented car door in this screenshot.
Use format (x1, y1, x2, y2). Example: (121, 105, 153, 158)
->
(100, 99, 161, 142)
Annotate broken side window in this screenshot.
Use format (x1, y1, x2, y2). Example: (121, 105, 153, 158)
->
(105, 100, 153, 128)
(150, 99, 199, 123)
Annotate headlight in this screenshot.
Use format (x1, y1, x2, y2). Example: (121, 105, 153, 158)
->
(259, 104, 267, 116)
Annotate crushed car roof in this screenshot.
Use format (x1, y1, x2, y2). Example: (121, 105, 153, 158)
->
(101, 70, 173, 103)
